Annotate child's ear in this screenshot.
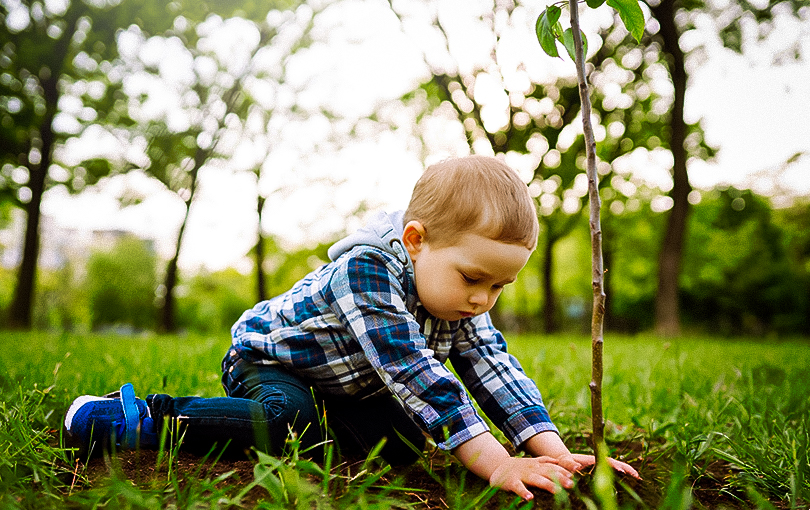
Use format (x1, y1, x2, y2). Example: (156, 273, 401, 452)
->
(402, 221, 426, 259)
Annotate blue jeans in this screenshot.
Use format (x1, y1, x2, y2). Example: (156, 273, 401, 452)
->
(146, 357, 425, 465)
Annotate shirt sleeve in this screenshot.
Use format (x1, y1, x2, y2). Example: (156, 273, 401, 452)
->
(449, 314, 558, 449)
(325, 248, 490, 450)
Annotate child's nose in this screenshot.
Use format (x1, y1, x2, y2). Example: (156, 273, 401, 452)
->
(469, 290, 489, 306)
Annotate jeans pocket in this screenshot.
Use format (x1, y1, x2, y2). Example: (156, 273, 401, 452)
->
(254, 386, 288, 420)
(224, 360, 291, 420)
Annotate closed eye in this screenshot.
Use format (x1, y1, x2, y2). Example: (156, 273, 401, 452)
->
(461, 273, 479, 284)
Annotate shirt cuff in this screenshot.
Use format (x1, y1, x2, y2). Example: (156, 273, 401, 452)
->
(427, 403, 491, 451)
(503, 405, 560, 449)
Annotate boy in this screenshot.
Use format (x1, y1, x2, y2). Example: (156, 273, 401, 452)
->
(65, 155, 637, 500)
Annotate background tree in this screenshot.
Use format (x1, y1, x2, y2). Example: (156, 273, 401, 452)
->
(102, 4, 312, 332)
(643, 0, 808, 335)
(0, 0, 173, 329)
(1, 0, 299, 330)
(238, 5, 324, 304)
(681, 188, 809, 335)
(174, 267, 253, 334)
(776, 198, 810, 335)
(123, 17, 275, 332)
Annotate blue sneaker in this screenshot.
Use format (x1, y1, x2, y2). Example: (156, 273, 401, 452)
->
(64, 383, 157, 455)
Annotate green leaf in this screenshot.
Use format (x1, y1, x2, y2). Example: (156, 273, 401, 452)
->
(535, 6, 562, 58)
(562, 28, 588, 62)
(553, 21, 564, 39)
(586, 0, 607, 8)
(546, 5, 562, 25)
(606, 0, 645, 41)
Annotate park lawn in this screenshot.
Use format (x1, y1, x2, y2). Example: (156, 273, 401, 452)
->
(0, 330, 808, 509)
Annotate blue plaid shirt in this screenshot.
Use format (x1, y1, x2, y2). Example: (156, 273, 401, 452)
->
(226, 243, 557, 450)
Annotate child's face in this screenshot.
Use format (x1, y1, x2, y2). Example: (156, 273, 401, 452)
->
(403, 221, 532, 321)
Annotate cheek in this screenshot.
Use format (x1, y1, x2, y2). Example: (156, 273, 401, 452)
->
(415, 268, 443, 299)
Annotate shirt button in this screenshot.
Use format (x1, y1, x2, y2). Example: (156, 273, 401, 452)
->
(230, 350, 236, 357)
(228, 366, 234, 373)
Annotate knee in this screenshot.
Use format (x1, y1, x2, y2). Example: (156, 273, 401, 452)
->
(251, 386, 323, 455)
(382, 423, 426, 466)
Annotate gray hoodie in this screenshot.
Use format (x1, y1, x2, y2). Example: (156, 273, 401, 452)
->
(327, 210, 414, 278)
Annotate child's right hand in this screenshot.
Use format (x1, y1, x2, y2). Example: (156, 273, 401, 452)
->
(488, 455, 574, 500)
(455, 432, 579, 500)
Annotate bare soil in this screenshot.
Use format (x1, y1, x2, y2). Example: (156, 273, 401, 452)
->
(65, 439, 787, 509)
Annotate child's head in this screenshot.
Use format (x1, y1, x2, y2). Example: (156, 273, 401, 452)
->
(401, 156, 538, 320)
(403, 155, 539, 250)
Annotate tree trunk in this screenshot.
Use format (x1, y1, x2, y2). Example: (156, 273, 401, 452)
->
(160, 212, 187, 333)
(161, 250, 180, 333)
(158, 76, 247, 332)
(159, 149, 204, 333)
(8, 134, 48, 329)
(651, 0, 691, 337)
(255, 195, 267, 303)
(7, 11, 80, 328)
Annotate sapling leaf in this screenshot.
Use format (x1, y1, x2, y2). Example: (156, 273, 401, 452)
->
(553, 21, 565, 39)
(546, 5, 562, 25)
(606, 0, 645, 41)
(536, 6, 562, 57)
(562, 28, 588, 62)
(586, 0, 607, 8)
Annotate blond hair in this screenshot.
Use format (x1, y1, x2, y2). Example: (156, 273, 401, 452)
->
(403, 155, 539, 250)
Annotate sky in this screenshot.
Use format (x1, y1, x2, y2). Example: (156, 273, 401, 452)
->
(684, 5, 810, 199)
(4, 0, 810, 273)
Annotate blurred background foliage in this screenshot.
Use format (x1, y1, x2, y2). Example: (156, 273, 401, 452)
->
(1, 0, 808, 337)
(497, 188, 810, 336)
(3, 232, 332, 335)
(4, 187, 806, 336)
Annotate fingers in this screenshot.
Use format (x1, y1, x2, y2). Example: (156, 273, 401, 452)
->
(499, 479, 534, 501)
(535, 455, 560, 464)
(492, 454, 641, 501)
(555, 454, 584, 473)
(491, 466, 537, 500)
(521, 459, 575, 496)
(569, 453, 641, 479)
(510, 469, 574, 499)
(607, 457, 641, 479)
(569, 453, 596, 468)
(531, 463, 575, 491)
(490, 458, 575, 500)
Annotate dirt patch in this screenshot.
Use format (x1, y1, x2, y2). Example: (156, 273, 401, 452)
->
(62, 442, 782, 509)
(67, 448, 266, 505)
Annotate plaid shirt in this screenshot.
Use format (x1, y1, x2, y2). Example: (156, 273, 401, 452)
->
(226, 244, 557, 450)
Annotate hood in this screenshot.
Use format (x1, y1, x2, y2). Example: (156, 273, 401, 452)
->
(327, 210, 414, 277)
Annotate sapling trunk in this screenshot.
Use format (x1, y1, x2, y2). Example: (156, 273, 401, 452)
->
(567, 0, 606, 453)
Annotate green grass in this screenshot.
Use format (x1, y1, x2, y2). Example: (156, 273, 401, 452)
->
(1, 331, 809, 508)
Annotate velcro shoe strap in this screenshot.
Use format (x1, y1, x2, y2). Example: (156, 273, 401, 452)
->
(119, 383, 140, 448)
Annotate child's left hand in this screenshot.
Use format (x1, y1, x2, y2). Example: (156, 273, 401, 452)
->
(525, 432, 641, 481)
(561, 453, 641, 479)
